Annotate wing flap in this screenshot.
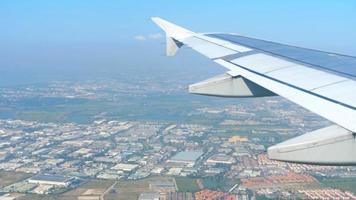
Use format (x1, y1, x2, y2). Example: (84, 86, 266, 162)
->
(189, 73, 275, 97)
(268, 125, 356, 165)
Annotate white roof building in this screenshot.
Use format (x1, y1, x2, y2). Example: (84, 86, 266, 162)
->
(111, 163, 138, 172)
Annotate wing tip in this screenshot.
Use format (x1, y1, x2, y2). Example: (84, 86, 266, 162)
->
(151, 17, 161, 23)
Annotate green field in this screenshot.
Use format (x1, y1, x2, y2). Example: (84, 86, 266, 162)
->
(202, 176, 237, 191)
(175, 176, 236, 192)
(319, 177, 356, 193)
(175, 177, 200, 192)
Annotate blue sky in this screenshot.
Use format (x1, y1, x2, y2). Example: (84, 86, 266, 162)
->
(1, 0, 355, 48)
(0, 0, 355, 84)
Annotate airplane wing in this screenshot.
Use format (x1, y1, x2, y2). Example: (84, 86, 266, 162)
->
(151, 17, 356, 165)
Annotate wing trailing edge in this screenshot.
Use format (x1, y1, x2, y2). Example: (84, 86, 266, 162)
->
(268, 125, 356, 165)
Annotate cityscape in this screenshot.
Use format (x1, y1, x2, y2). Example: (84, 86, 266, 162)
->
(0, 79, 355, 200)
(1, 1, 356, 199)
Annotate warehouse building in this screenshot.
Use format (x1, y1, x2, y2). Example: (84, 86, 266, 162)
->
(167, 151, 203, 167)
(28, 174, 74, 187)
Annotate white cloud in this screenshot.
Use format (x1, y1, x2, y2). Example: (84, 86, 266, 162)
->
(134, 35, 146, 41)
(134, 33, 162, 41)
(148, 33, 162, 40)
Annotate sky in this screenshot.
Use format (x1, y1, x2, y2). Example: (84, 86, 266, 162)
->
(0, 0, 355, 85)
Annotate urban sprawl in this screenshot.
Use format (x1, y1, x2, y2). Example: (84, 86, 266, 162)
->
(0, 80, 355, 200)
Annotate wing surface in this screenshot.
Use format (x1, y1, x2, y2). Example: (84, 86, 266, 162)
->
(152, 17, 356, 165)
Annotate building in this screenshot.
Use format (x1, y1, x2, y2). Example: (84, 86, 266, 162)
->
(206, 154, 235, 165)
(32, 184, 54, 194)
(0, 151, 8, 161)
(28, 174, 75, 187)
(138, 192, 160, 200)
(229, 136, 248, 143)
(166, 192, 193, 200)
(151, 167, 164, 174)
(77, 196, 101, 200)
(167, 167, 182, 176)
(194, 189, 236, 200)
(298, 189, 356, 199)
(111, 163, 138, 172)
(167, 151, 203, 167)
(242, 173, 317, 189)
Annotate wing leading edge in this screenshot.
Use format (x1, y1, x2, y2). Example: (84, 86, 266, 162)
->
(152, 17, 356, 165)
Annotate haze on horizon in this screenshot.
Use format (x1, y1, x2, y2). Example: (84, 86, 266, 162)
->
(0, 0, 356, 86)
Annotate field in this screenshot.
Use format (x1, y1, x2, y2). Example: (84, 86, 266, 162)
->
(175, 176, 236, 192)
(319, 177, 356, 193)
(13, 179, 115, 200)
(105, 176, 175, 200)
(59, 179, 115, 200)
(0, 170, 33, 188)
(175, 177, 200, 192)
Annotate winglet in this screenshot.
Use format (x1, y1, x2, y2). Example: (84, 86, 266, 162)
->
(151, 17, 194, 56)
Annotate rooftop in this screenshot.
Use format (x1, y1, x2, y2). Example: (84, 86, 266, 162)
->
(112, 163, 139, 171)
(170, 151, 204, 162)
(138, 192, 160, 200)
(29, 174, 73, 183)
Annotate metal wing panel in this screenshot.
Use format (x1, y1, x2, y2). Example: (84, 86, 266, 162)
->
(197, 34, 252, 52)
(229, 51, 354, 106)
(183, 37, 236, 59)
(231, 53, 299, 73)
(266, 65, 347, 91)
(313, 80, 356, 108)
(208, 33, 356, 79)
(215, 59, 356, 132)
